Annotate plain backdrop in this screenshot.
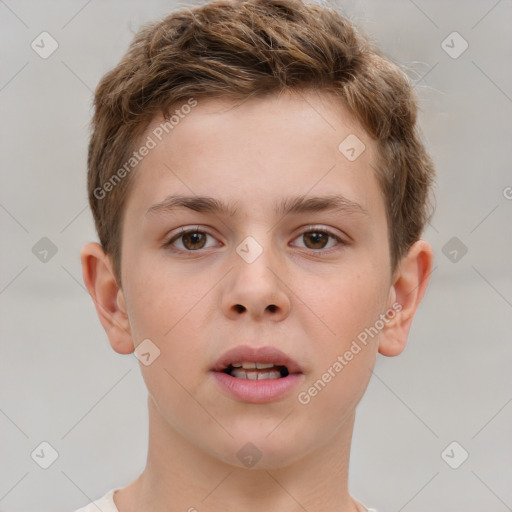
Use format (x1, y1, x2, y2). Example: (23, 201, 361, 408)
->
(1, 1, 511, 511)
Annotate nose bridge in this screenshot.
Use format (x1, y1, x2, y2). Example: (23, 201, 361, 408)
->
(222, 230, 291, 319)
(234, 231, 280, 292)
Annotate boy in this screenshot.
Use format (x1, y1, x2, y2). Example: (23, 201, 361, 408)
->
(78, 0, 434, 510)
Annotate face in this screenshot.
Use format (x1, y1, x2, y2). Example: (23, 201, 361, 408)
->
(118, 90, 395, 468)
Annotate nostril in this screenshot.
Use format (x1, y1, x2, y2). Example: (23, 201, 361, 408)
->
(267, 304, 277, 312)
(234, 304, 245, 313)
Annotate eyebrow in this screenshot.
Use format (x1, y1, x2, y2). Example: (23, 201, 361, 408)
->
(146, 194, 369, 218)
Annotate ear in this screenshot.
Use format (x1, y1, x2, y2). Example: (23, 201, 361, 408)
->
(80, 242, 134, 355)
(378, 239, 434, 357)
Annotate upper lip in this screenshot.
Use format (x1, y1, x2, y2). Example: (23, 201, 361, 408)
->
(211, 345, 303, 374)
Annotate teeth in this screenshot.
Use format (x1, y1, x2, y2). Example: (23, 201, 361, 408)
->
(256, 362, 275, 369)
(230, 368, 282, 380)
(231, 362, 276, 369)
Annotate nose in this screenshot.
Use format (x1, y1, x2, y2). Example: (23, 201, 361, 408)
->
(221, 241, 291, 322)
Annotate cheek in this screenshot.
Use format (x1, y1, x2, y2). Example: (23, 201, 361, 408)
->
(295, 265, 388, 348)
(292, 266, 387, 408)
(124, 257, 199, 338)
(126, 274, 206, 416)
(124, 265, 210, 382)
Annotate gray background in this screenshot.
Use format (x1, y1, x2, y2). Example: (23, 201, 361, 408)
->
(1, 0, 511, 511)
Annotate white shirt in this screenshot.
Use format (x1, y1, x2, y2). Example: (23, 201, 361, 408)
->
(74, 488, 378, 512)
(74, 488, 120, 512)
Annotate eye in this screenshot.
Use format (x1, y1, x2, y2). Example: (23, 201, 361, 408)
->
(166, 227, 219, 252)
(291, 227, 344, 251)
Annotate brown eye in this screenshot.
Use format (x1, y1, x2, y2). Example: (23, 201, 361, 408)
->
(167, 229, 217, 251)
(292, 228, 342, 251)
(181, 231, 207, 250)
(302, 231, 330, 249)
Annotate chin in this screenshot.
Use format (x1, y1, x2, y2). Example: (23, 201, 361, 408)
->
(208, 428, 316, 471)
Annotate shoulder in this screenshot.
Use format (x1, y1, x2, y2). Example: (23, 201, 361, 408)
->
(73, 488, 120, 512)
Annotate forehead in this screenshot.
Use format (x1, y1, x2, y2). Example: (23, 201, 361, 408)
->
(123, 90, 384, 223)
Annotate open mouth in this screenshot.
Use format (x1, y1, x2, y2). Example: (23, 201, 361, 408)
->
(211, 346, 303, 402)
(222, 362, 290, 380)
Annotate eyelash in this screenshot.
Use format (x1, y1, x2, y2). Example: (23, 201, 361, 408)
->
(165, 226, 345, 255)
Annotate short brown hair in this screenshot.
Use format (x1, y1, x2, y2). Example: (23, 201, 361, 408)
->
(87, 0, 435, 285)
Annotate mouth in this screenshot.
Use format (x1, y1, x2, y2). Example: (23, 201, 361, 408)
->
(210, 345, 304, 403)
(211, 344, 303, 377)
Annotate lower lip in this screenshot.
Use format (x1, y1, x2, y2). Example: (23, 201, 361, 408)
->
(211, 371, 304, 403)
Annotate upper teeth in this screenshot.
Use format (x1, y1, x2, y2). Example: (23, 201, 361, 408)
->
(231, 362, 276, 369)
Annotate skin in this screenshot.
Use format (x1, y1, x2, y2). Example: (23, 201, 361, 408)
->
(82, 90, 433, 512)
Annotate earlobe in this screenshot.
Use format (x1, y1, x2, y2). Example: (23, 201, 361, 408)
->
(80, 242, 134, 355)
(378, 240, 434, 357)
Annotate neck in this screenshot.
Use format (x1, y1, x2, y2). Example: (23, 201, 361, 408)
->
(115, 396, 361, 512)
